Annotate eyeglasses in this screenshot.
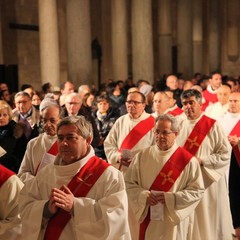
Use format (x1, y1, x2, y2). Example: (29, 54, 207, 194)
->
(155, 130, 175, 136)
(126, 100, 143, 105)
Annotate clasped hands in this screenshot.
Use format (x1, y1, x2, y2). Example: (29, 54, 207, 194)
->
(146, 191, 165, 206)
(48, 185, 74, 215)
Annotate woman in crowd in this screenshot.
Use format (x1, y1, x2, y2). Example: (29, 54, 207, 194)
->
(92, 94, 120, 160)
(0, 101, 23, 173)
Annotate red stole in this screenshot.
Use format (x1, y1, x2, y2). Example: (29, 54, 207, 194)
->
(44, 156, 110, 240)
(119, 115, 155, 151)
(202, 90, 218, 111)
(183, 115, 216, 156)
(35, 140, 59, 175)
(167, 107, 183, 116)
(229, 120, 240, 167)
(139, 147, 193, 240)
(203, 89, 218, 102)
(47, 141, 58, 155)
(0, 165, 15, 187)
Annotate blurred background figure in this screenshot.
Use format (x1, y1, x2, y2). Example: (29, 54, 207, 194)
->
(139, 84, 154, 113)
(205, 84, 231, 119)
(92, 94, 120, 160)
(0, 101, 24, 173)
(31, 92, 42, 111)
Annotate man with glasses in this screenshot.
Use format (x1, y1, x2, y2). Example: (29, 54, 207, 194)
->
(18, 98, 61, 183)
(104, 91, 155, 239)
(12, 91, 40, 165)
(104, 91, 155, 172)
(125, 114, 204, 240)
(19, 115, 130, 240)
(176, 89, 232, 240)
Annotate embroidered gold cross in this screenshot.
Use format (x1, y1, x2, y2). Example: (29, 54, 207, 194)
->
(160, 170, 174, 185)
(186, 136, 200, 149)
(73, 173, 93, 194)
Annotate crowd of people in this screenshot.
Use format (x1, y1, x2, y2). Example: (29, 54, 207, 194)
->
(0, 71, 240, 239)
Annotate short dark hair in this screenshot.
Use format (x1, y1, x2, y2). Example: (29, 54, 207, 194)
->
(180, 89, 202, 104)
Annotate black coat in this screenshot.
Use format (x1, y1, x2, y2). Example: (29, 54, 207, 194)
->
(229, 150, 240, 229)
(92, 107, 120, 159)
(0, 120, 21, 173)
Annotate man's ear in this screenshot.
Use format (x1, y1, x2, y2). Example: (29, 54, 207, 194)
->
(86, 136, 93, 146)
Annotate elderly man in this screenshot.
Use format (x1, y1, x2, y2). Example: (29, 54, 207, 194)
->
(176, 89, 232, 240)
(0, 164, 23, 239)
(12, 91, 40, 139)
(205, 84, 231, 119)
(12, 91, 40, 163)
(18, 99, 61, 183)
(104, 91, 155, 171)
(61, 92, 100, 148)
(125, 114, 204, 240)
(19, 116, 130, 240)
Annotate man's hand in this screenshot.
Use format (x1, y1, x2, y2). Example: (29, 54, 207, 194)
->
(235, 227, 240, 240)
(49, 185, 74, 213)
(119, 155, 131, 167)
(146, 192, 165, 206)
(228, 135, 239, 147)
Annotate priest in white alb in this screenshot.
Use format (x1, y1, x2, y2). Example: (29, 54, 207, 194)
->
(176, 89, 232, 240)
(19, 116, 130, 240)
(125, 114, 204, 240)
(18, 98, 61, 183)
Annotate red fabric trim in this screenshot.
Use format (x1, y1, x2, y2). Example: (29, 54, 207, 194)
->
(229, 120, 240, 167)
(202, 90, 218, 103)
(167, 107, 183, 116)
(48, 141, 58, 155)
(0, 165, 15, 187)
(139, 147, 193, 240)
(120, 115, 155, 151)
(229, 120, 240, 137)
(44, 156, 110, 240)
(183, 115, 215, 156)
(35, 141, 59, 176)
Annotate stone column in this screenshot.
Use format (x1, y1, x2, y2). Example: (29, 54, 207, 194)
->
(158, 0, 172, 75)
(208, 1, 220, 71)
(38, 0, 60, 86)
(66, 0, 92, 86)
(0, 3, 3, 64)
(131, 0, 154, 83)
(177, 0, 193, 79)
(227, 0, 239, 61)
(111, 0, 128, 81)
(193, 0, 203, 73)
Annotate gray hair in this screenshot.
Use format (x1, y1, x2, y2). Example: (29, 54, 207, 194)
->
(57, 115, 93, 140)
(14, 91, 31, 100)
(180, 89, 202, 104)
(65, 92, 82, 104)
(155, 114, 178, 132)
